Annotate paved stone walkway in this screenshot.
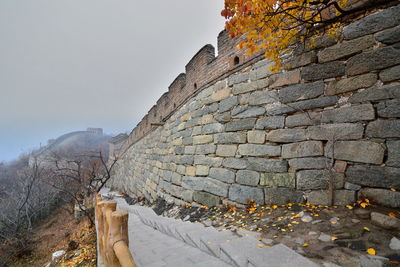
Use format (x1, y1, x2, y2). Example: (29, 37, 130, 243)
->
(99, 189, 319, 267)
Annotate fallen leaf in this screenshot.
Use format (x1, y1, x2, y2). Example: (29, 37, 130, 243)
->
(363, 227, 370, 232)
(346, 205, 353, 210)
(388, 212, 397, 218)
(258, 244, 264, 247)
(303, 243, 309, 247)
(390, 188, 397, 192)
(367, 248, 376, 255)
(331, 236, 338, 241)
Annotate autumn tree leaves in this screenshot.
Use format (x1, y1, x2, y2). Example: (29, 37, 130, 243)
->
(221, 0, 387, 71)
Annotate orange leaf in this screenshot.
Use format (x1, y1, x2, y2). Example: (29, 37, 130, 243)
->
(367, 248, 376, 255)
(388, 212, 397, 218)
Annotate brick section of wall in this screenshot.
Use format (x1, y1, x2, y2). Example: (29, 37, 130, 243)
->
(111, 5, 400, 208)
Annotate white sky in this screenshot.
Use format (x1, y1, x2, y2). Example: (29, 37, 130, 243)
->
(0, 0, 226, 161)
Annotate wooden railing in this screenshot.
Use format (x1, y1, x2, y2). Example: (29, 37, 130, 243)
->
(96, 194, 137, 267)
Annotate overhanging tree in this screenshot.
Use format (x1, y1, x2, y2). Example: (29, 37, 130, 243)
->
(222, 0, 394, 71)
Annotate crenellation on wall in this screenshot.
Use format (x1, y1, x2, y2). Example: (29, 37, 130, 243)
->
(111, 5, 400, 209)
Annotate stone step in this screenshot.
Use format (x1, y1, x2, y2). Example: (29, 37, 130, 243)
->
(220, 236, 262, 267)
(200, 230, 239, 258)
(248, 244, 319, 267)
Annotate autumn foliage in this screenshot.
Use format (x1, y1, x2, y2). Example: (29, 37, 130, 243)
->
(221, 0, 372, 71)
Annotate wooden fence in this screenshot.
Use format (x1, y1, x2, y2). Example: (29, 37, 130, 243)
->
(96, 194, 137, 267)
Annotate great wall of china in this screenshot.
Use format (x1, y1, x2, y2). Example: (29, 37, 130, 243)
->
(109, 4, 400, 208)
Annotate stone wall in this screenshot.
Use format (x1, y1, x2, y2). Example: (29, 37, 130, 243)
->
(111, 4, 400, 208)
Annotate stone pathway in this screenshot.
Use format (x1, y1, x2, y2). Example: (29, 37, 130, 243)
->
(99, 189, 319, 267)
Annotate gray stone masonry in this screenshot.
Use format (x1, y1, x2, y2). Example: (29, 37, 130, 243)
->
(111, 5, 400, 208)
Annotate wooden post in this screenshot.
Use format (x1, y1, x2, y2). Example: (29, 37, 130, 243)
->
(102, 201, 117, 266)
(97, 201, 105, 264)
(110, 210, 136, 267)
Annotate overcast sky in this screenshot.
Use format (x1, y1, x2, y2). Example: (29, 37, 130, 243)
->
(0, 0, 225, 162)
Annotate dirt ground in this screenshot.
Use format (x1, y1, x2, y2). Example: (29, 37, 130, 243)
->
(149, 197, 400, 266)
(6, 208, 96, 267)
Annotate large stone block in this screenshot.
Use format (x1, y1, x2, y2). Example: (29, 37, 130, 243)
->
(346, 46, 400, 76)
(301, 62, 345, 81)
(228, 184, 264, 204)
(297, 170, 344, 190)
(278, 81, 324, 103)
(248, 90, 278, 105)
(232, 82, 258, 95)
(247, 130, 265, 144)
(195, 144, 216, 155)
(305, 190, 355, 206)
(214, 132, 247, 144)
(333, 141, 385, 164)
(203, 178, 229, 197)
(318, 35, 375, 63)
(269, 69, 301, 88)
(228, 72, 249, 86)
(250, 65, 273, 81)
(359, 188, 400, 208)
(266, 129, 308, 143)
(247, 157, 288, 172)
(182, 176, 205, 191)
(285, 112, 321, 127)
(216, 145, 237, 157)
(226, 118, 257, 131)
(232, 106, 265, 119)
(282, 141, 323, 158)
(202, 123, 224, 134)
(285, 51, 316, 69)
(236, 170, 260, 186)
(193, 191, 221, 207)
(346, 165, 400, 188)
(377, 99, 400, 118)
(196, 165, 210, 176)
(238, 144, 281, 156)
(193, 135, 213, 145)
(259, 173, 295, 188)
(387, 140, 400, 167)
(366, 119, 400, 138)
(308, 123, 364, 140)
(349, 83, 400, 103)
(266, 96, 338, 115)
(343, 4, 400, 39)
(255, 116, 285, 129)
(321, 104, 375, 123)
(379, 65, 400, 82)
(219, 96, 238, 113)
(209, 167, 235, 183)
(325, 73, 377, 95)
(222, 158, 248, 169)
(210, 88, 231, 102)
(264, 188, 304, 205)
(375, 25, 400, 44)
(194, 155, 223, 167)
(288, 157, 330, 171)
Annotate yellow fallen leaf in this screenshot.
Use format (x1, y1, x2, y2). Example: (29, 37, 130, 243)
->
(360, 202, 368, 208)
(272, 205, 278, 209)
(331, 236, 338, 241)
(388, 212, 397, 218)
(258, 244, 264, 247)
(367, 248, 376, 255)
(346, 205, 353, 210)
(390, 188, 397, 192)
(363, 227, 370, 232)
(303, 243, 309, 247)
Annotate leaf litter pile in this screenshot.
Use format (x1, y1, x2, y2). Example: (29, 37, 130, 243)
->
(150, 196, 400, 266)
(8, 208, 97, 267)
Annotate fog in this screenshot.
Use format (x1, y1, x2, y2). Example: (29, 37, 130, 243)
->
(0, 0, 225, 161)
